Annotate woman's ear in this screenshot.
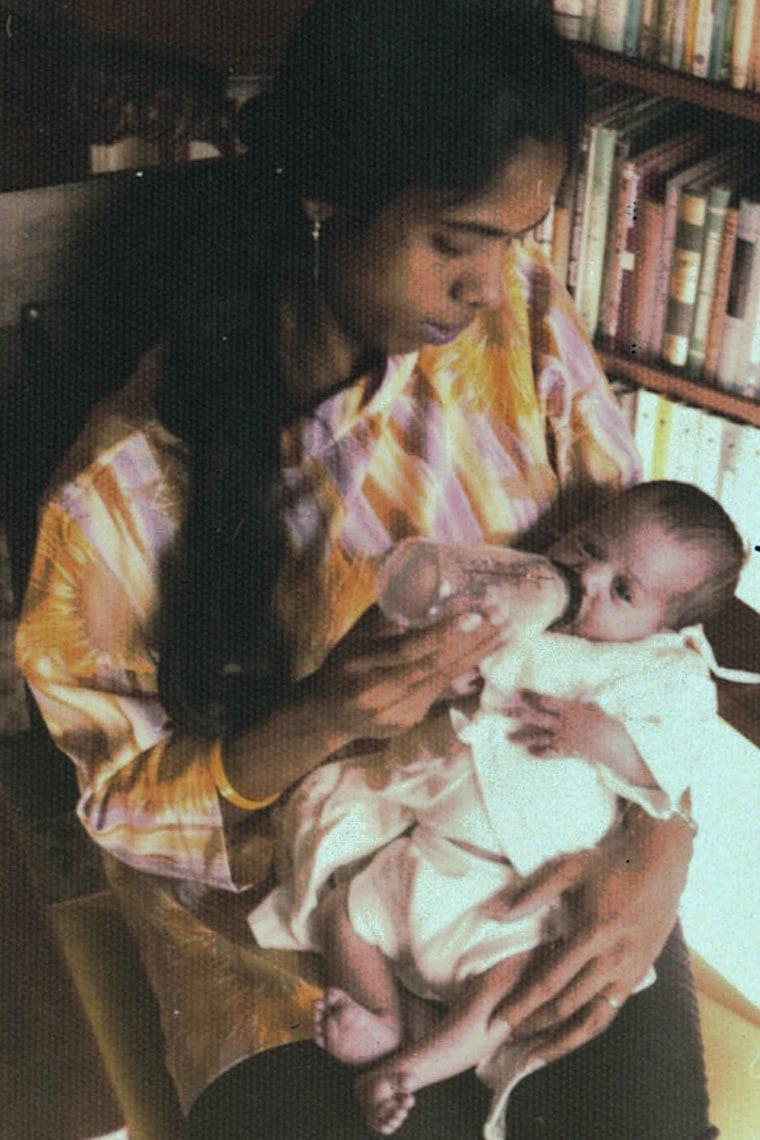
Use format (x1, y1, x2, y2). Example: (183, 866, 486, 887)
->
(302, 198, 339, 227)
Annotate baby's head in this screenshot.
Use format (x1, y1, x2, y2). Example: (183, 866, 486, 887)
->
(548, 481, 745, 642)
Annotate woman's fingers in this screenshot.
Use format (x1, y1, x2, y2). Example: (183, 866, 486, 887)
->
(513, 992, 621, 1070)
(504, 849, 593, 920)
(499, 938, 634, 1038)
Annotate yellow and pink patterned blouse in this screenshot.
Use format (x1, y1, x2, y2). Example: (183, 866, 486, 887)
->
(16, 242, 639, 896)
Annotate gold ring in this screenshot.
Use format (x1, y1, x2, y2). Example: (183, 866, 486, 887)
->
(605, 994, 621, 1011)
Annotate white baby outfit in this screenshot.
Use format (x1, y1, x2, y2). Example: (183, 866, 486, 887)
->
(250, 623, 731, 1138)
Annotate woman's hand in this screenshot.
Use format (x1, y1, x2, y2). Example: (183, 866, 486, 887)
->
(306, 604, 508, 743)
(504, 689, 656, 786)
(223, 604, 507, 806)
(488, 806, 694, 1067)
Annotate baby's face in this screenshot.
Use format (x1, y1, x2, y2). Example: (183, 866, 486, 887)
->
(547, 503, 710, 642)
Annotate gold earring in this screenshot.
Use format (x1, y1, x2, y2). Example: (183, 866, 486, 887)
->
(312, 218, 321, 285)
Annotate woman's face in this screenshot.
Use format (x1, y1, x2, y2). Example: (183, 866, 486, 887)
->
(318, 137, 566, 357)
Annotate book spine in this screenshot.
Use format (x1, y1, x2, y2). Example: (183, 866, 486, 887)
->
(703, 205, 740, 379)
(577, 125, 619, 336)
(593, 0, 631, 49)
(623, 0, 644, 51)
(690, 410, 725, 496)
(632, 386, 662, 478)
(630, 197, 665, 359)
(639, 0, 663, 58)
(708, 0, 730, 77)
(662, 187, 709, 368)
(686, 192, 731, 375)
(719, 0, 739, 82)
(664, 403, 702, 481)
(551, 203, 574, 285)
(582, 0, 600, 40)
(566, 131, 594, 296)
(657, 0, 682, 65)
(716, 203, 760, 391)
(670, 0, 692, 67)
(553, 0, 586, 39)
(599, 158, 638, 344)
(731, 0, 756, 87)
(650, 394, 674, 479)
(689, 0, 716, 75)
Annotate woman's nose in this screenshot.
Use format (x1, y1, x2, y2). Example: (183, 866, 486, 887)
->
(453, 248, 505, 310)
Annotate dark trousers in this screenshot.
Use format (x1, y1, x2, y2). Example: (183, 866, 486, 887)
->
(187, 924, 718, 1140)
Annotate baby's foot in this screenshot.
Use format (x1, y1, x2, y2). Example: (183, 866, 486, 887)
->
(354, 1068, 416, 1135)
(313, 986, 401, 1066)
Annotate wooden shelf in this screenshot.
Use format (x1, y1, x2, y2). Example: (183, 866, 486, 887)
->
(596, 349, 760, 427)
(572, 43, 760, 124)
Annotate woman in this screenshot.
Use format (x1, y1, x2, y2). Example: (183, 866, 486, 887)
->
(16, 2, 714, 1137)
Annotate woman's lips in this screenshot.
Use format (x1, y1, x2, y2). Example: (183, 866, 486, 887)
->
(420, 320, 470, 346)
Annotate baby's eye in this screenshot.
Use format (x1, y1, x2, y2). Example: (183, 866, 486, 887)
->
(613, 578, 633, 604)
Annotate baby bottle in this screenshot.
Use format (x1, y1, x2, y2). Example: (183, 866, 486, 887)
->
(376, 538, 580, 634)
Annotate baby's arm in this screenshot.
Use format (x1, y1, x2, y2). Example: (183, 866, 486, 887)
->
(505, 690, 658, 787)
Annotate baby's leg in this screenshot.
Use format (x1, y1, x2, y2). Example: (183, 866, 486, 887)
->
(355, 950, 530, 1135)
(313, 880, 403, 1066)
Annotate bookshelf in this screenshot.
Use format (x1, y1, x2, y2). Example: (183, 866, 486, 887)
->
(595, 349, 760, 427)
(572, 43, 760, 123)
(572, 42, 760, 423)
(571, 44, 760, 746)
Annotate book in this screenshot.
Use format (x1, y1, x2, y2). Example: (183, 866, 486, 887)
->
(551, 200, 574, 284)
(690, 409, 725, 496)
(565, 83, 629, 297)
(703, 204, 740, 379)
(662, 153, 748, 369)
(553, 0, 586, 39)
(731, 0, 757, 88)
(686, 171, 747, 377)
(577, 94, 674, 338)
(568, 87, 654, 309)
(716, 192, 760, 395)
(719, 0, 740, 81)
(750, 0, 760, 89)
(707, 0, 733, 76)
(630, 196, 666, 359)
(658, 0, 691, 68)
(632, 386, 662, 477)
(650, 393, 675, 479)
(718, 421, 760, 612)
(599, 129, 707, 352)
(683, 0, 716, 75)
(593, 0, 631, 49)
(581, 0, 601, 40)
(649, 146, 736, 360)
(661, 399, 705, 481)
(623, 0, 644, 52)
(662, 180, 712, 368)
(639, 0, 663, 58)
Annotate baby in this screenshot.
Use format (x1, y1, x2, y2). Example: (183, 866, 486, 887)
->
(250, 480, 751, 1139)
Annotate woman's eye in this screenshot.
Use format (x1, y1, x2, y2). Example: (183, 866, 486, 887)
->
(432, 234, 472, 258)
(579, 537, 599, 558)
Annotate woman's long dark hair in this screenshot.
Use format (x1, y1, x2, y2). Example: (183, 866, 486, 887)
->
(155, 0, 587, 738)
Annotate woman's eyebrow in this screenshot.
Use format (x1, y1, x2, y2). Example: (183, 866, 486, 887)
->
(440, 209, 552, 242)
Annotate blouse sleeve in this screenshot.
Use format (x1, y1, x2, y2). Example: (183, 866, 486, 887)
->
(521, 241, 642, 490)
(15, 436, 248, 892)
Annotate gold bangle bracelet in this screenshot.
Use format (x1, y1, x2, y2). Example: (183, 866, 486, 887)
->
(210, 741, 281, 811)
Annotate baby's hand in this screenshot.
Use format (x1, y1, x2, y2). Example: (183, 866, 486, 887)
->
(505, 690, 655, 785)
